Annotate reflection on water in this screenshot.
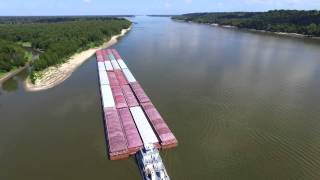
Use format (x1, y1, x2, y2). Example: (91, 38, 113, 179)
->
(2, 77, 18, 92)
(1, 17, 320, 180)
(0, 49, 35, 93)
(0, 68, 29, 93)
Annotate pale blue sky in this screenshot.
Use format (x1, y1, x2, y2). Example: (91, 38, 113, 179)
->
(0, 0, 319, 16)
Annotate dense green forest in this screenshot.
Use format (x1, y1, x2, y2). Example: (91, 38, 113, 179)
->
(0, 16, 131, 81)
(0, 39, 28, 74)
(0, 16, 134, 24)
(172, 10, 320, 36)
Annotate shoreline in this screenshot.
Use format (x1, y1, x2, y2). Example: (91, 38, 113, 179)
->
(24, 26, 131, 92)
(0, 63, 29, 85)
(173, 19, 320, 40)
(218, 24, 311, 38)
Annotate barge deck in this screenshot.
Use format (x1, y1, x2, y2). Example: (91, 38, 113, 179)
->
(96, 48, 177, 178)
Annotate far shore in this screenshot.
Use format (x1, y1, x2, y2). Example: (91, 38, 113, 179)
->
(218, 24, 312, 38)
(24, 26, 131, 92)
(173, 19, 320, 40)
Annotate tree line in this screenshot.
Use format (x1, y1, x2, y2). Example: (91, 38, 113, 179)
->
(0, 39, 27, 73)
(0, 16, 134, 24)
(172, 10, 320, 36)
(0, 16, 131, 79)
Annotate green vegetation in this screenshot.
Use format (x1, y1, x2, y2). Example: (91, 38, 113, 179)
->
(24, 51, 33, 61)
(0, 16, 134, 24)
(0, 71, 6, 78)
(17, 41, 32, 48)
(0, 39, 28, 74)
(30, 71, 44, 84)
(172, 10, 320, 36)
(0, 16, 131, 81)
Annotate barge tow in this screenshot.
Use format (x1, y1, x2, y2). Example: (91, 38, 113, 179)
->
(95, 48, 177, 179)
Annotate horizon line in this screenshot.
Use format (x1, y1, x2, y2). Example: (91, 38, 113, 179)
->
(0, 9, 319, 17)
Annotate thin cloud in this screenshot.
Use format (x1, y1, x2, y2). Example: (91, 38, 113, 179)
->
(83, 0, 92, 3)
(165, 2, 172, 8)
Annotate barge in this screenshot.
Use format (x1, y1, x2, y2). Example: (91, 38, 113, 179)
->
(95, 48, 177, 178)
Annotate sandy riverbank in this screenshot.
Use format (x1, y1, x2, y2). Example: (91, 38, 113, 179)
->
(25, 26, 131, 92)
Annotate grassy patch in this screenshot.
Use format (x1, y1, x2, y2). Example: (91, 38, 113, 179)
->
(0, 71, 6, 78)
(24, 51, 33, 61)
(17, 41, 32, 48)
(30, 70, 44, 84)
(87, 42, 98, 48)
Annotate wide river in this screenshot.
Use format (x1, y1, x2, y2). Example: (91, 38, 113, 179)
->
(1, 16, 320, 180)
